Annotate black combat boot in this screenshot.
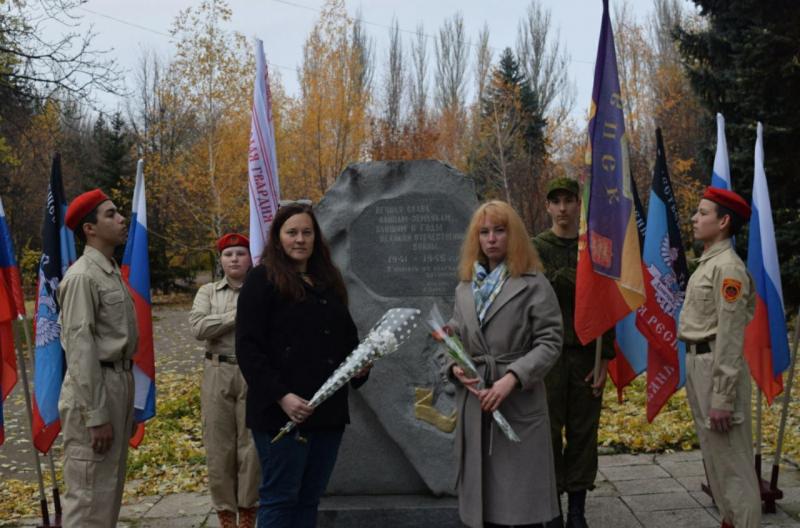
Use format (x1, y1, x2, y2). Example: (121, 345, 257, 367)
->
(543, 514, 564, 528)
(565, 490, 588, 528)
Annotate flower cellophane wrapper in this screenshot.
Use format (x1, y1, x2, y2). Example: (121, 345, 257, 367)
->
(271, 307, 422, 443)
(427, 303, 521, 443)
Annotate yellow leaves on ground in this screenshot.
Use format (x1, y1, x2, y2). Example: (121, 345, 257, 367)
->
(2, 365, 800, 524)
(601, 374, 800, 462)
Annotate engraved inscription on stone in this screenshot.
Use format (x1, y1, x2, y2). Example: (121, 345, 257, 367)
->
(350, 194, 468, 297)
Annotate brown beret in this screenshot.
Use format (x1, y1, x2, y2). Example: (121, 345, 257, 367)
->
(65, 189, 110, 230)
(216, 233, 250, 253)
(702, 187, 751, 221)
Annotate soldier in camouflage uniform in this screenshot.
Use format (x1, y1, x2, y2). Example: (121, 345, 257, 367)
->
(533, 178, 614, 528)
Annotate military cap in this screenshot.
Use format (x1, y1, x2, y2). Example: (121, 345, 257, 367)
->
(546, 177, 580, 199)
(703, 187, 751, 221)
(216, 233, 250, 253)
(65, 189, 110, 230)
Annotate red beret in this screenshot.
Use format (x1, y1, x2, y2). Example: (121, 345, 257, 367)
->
(65, 189, 110, 230)
(216, 233, 250, 253)
(702, 187, 751, 221)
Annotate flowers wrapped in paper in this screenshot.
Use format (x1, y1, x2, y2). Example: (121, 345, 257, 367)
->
(427, 304, 521, 443)
(271, 307, 421, 443)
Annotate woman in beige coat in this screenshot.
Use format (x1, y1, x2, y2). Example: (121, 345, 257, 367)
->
(446, 201, 563, 528)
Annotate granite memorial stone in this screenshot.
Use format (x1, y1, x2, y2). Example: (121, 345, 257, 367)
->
(315, 160, 477, 496)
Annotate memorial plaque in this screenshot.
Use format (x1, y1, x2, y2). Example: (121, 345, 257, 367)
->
(315, 160, 477, 496)
(350, 194, 467, 297)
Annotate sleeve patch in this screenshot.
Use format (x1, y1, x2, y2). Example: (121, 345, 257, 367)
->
(722, 278, 743, 303)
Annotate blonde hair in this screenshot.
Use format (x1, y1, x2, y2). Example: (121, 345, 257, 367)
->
(458, 200, 542, 280)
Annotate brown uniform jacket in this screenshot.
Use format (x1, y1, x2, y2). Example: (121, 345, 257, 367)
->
(189, 277, 239, 356)
(58, 246, 138, 427)
(678, 240, 755, 411)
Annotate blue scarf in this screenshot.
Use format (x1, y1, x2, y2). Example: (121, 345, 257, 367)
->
(471, 261, 509, 326)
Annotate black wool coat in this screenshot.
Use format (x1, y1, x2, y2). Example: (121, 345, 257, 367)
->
(235, 265, 363, 432)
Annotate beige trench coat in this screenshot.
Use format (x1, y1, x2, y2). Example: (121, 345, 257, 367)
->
(446, 271, 563, 527)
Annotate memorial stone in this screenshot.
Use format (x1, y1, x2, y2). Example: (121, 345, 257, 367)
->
(315, 160, 477, 496)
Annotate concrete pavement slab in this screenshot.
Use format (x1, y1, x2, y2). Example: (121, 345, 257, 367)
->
(658, 459, 707, 477)
(613, 477, 685, 496)
(601, 463, 670, 482)
(584, 496, 641, 528)
(622, 490, 703, 512)
(599, 453, 655, 467)
(634, 508, 719, 528)
(142, 492, 212, 519)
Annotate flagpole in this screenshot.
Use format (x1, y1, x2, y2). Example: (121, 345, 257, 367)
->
(755, 389, 763, 481)
(594, 337, 603, 387)
(15, 315, 51, 526)
(771, 306, 800, 490)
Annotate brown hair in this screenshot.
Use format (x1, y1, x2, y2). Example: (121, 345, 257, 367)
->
(457, 200, 542, 280)
(261, 203, 348, 304)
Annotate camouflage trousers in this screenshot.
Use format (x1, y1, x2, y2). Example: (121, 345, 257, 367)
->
(544, 347, 602, 494)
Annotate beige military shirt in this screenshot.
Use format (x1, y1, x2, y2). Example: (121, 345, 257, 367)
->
(678, 239, 755, 411)
(58, 245, 139, 427)
(189, 277, 240, 356)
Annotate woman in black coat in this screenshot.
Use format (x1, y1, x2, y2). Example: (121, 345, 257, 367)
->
(236, 203, 368, 528)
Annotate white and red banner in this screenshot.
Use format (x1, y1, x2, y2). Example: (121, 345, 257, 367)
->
(248, 38, 281, 263)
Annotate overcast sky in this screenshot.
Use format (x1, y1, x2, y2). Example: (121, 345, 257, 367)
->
(55, 0, 661, 118)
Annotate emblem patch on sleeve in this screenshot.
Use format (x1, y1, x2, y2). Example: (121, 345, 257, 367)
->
(722, 278, 743, 303)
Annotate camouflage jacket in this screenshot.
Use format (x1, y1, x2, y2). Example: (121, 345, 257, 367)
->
(532, 230, 615, 357)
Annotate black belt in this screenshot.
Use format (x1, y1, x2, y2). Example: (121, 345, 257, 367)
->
(100, 359, 133, 371)
(686, 341, 712, 354)
(205, 352, 238, 365)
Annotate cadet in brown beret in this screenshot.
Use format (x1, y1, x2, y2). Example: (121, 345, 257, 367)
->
(189, 233, 259, 528)
(678, 187, 759, 528)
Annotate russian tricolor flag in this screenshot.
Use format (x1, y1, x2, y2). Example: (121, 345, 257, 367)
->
(711, 113, 731, 190)
(0, 275, 13, 446)
(32, 153, 77, 453)
(121, 159, 155, 447)
(0, 195, 22, 446)
(744, 123, 790, 405)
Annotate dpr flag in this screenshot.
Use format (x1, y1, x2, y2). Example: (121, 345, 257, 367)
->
(248, 38, 281, 263)
(711, 113, 731, 190)
(635, 129, 689, 421)
(744, 123, 790, 404)
(609, 176, 648, 400)
(121, 159, 155, 447)
(32, 153, 77, 453)
(575, 0, 645, 345)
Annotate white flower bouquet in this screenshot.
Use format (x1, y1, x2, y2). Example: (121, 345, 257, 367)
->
(427, 304, 520, 443)
(271, 307, 421, 443)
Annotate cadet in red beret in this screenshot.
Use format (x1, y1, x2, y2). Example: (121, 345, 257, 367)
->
(190, 233, 258, 528)
(216, 233, 250, 253)
(678, 187, 760, 528)
(58, 189, 138, 527)
(64, 188, 110, 232)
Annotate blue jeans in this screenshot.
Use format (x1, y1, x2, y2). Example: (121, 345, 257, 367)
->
(251, 428, 344, 528)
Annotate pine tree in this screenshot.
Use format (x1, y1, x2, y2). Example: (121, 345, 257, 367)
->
(470, 47, 546, 231)
(675, 0, 800, 307)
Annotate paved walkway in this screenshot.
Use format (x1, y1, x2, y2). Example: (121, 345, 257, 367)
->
(10, 451, 800, 527)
